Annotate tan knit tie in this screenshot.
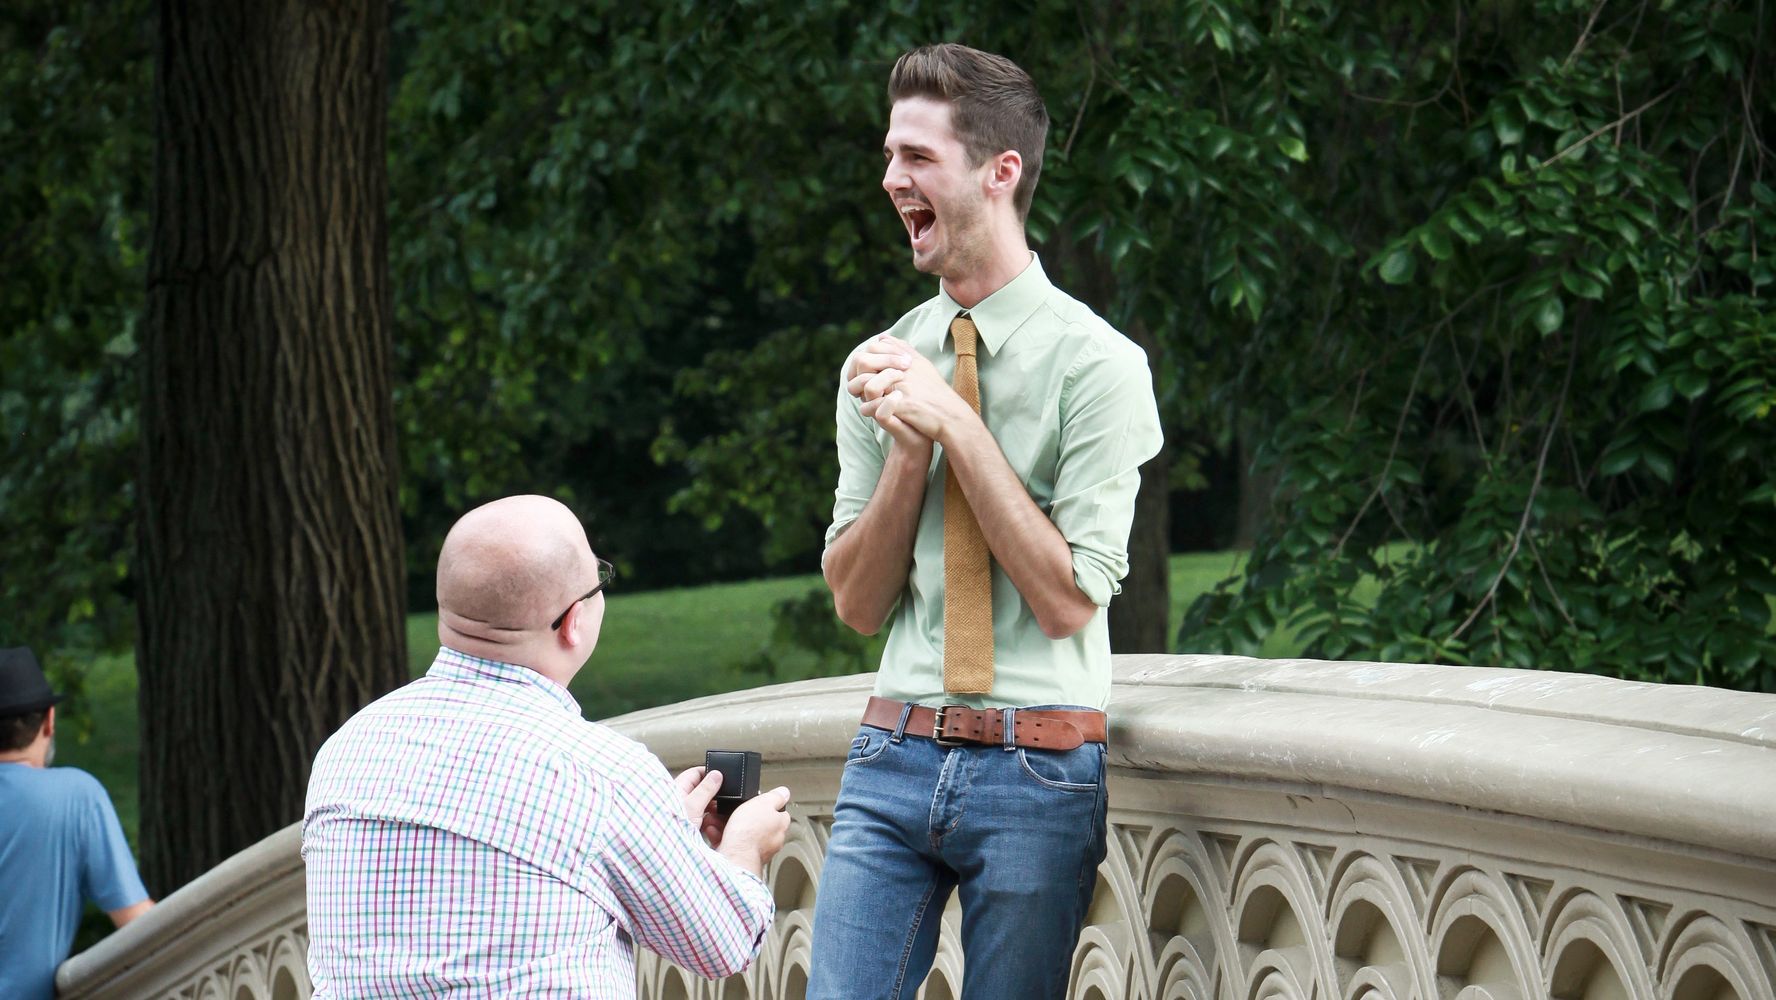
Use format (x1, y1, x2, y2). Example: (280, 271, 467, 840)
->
(944, 314, 994, 695)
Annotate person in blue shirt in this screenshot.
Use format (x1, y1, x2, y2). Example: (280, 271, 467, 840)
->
(0, 645, 154, 1000)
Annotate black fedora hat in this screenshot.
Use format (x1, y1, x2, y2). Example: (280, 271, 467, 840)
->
(0, 646, 64, 716)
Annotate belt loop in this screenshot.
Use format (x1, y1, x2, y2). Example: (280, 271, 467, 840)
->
(890, 701, 914, 743)
(1001, 707, 1017, 751)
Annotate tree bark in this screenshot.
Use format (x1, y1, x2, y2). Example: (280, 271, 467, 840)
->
(137, 0, 404, 894)
(1044, 246, 1174, 654)
(1108, 318, 1172, 653)
(1235, 427, 1278, 549)
(1109, 445, 1173, 652)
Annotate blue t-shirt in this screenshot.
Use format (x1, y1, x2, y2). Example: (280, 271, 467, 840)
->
(0, 764, 149, 1000)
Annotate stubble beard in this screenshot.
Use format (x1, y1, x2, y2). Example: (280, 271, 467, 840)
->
(917, 193, 990, 282)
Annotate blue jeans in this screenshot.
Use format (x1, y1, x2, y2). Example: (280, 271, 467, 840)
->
(806, 708, 1109, 1000)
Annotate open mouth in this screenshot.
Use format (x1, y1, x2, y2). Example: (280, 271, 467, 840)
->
(899, 202, 937, 246)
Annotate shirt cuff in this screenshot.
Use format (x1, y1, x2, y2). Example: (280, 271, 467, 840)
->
(1072, 550, 1123, 607)
(824, 516, 859, 550)
(733, 864, 770, 891)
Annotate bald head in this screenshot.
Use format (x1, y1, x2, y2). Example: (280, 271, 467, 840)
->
(437, 496, 595, 645)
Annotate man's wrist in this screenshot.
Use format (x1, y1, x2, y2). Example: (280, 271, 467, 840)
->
(888, 437, 933, 467)
(936, 407, 988, 456)
(719, 845, 765, 877)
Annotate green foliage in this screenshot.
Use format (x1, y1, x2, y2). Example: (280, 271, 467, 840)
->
(390, 4, 720, 589)
(7, 0, 1771, 693)
(384, 1, 1257, 583)
(736, 585, 878, 682)
(1177, 0, 1776, 688)
(387, 0, 931, 578)
(0, 1, 150, 711)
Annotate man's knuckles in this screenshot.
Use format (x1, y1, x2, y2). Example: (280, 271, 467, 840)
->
(849, 349, 907, 378)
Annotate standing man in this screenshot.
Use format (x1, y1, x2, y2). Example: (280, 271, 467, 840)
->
(0, 646, 154, 1000)
(304, 495, 792, 997)
(808, 44, 1164, 999)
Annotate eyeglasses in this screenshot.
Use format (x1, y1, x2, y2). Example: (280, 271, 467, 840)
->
(550, 558, 617, 630)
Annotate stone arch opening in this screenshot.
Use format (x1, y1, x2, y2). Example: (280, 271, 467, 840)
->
(1437, 914, 1520, 992)
(659, 968, 693, 1000)
(270, 968, 299, 1000)
(1081, 870, 1117, 926)
(782, 963, 809, 999)
(1334, 898, 1406, 969)
(1550, 939, 1629, 1000)
(773, 854, 816, 912)
(1671, 964, 1740, 1000)
(1150, 870, 1211, 943)
(919, 971, 956, 1000)
(1238, 883, 1307, 951)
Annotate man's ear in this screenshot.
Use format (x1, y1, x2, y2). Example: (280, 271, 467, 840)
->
(43, 706, 55, 740)
(984, 150, 1023, 203)
(557, 604, 580, 648)
(563, 598, 601, 652)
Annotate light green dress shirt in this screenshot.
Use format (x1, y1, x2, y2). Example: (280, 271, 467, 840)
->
(827, 255, 1164, 711)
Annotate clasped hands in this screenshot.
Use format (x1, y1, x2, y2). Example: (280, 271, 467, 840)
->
(846, 335, 972, 451)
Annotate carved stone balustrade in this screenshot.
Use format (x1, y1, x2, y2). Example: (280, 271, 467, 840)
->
(55, 819, 310, 999)
(57, 655, 1776, 999)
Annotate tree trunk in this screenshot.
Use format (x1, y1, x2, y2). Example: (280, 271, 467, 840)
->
(1108, 318, 1171, 654)
(1044, 247, 1173, 655)
(1109, 443, 1173, 652)
(137, 0, 404, 894)
(1235, 427, 1277, 549)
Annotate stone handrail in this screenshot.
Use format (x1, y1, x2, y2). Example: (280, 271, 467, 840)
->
(55, 820, 310, 999)
(57, 655, 1776, 999)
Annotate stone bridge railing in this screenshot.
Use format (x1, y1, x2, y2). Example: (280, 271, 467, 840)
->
(57, 656, 1776, 999)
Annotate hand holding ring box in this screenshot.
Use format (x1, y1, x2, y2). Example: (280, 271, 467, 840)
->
(705, 749, 762, 816)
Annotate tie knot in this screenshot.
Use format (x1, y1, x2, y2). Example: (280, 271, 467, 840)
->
(950, 315, 979, 358)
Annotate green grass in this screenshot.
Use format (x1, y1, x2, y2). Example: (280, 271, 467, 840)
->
(1169, 548, 1248, 640)
(404, 574, 890, 718)
(53, 551, 1261, 851)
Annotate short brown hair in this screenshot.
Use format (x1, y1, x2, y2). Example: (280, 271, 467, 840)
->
(0, 709, 46, 753)
(888, 44, 1049, 221)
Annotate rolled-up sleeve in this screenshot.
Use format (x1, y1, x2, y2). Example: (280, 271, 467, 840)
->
(1048, 336, 1164, 606)
(599, 751, 775, 979)
(825, 349, 888, 549)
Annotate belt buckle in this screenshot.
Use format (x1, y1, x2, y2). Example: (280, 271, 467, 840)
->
(932, 705, 967, 748)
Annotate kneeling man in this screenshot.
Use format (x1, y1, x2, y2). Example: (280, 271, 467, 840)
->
(304, 495, 790, 997)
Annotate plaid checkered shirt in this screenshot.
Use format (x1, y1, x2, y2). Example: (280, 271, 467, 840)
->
(302, 647, 774, 998)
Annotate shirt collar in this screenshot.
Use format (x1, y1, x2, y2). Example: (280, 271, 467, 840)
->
(428, 645, 582, 716)
(936, 252, 1050, 357)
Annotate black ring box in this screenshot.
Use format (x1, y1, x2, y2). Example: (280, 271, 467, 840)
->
(705, 749, 762, 816)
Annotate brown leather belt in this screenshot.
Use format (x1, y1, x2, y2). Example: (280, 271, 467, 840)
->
(861, 696, 1106, 751)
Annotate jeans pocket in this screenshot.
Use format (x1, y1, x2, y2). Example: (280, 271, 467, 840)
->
(844, 728, 891, 768)
(1016, 744, 1103, 793)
